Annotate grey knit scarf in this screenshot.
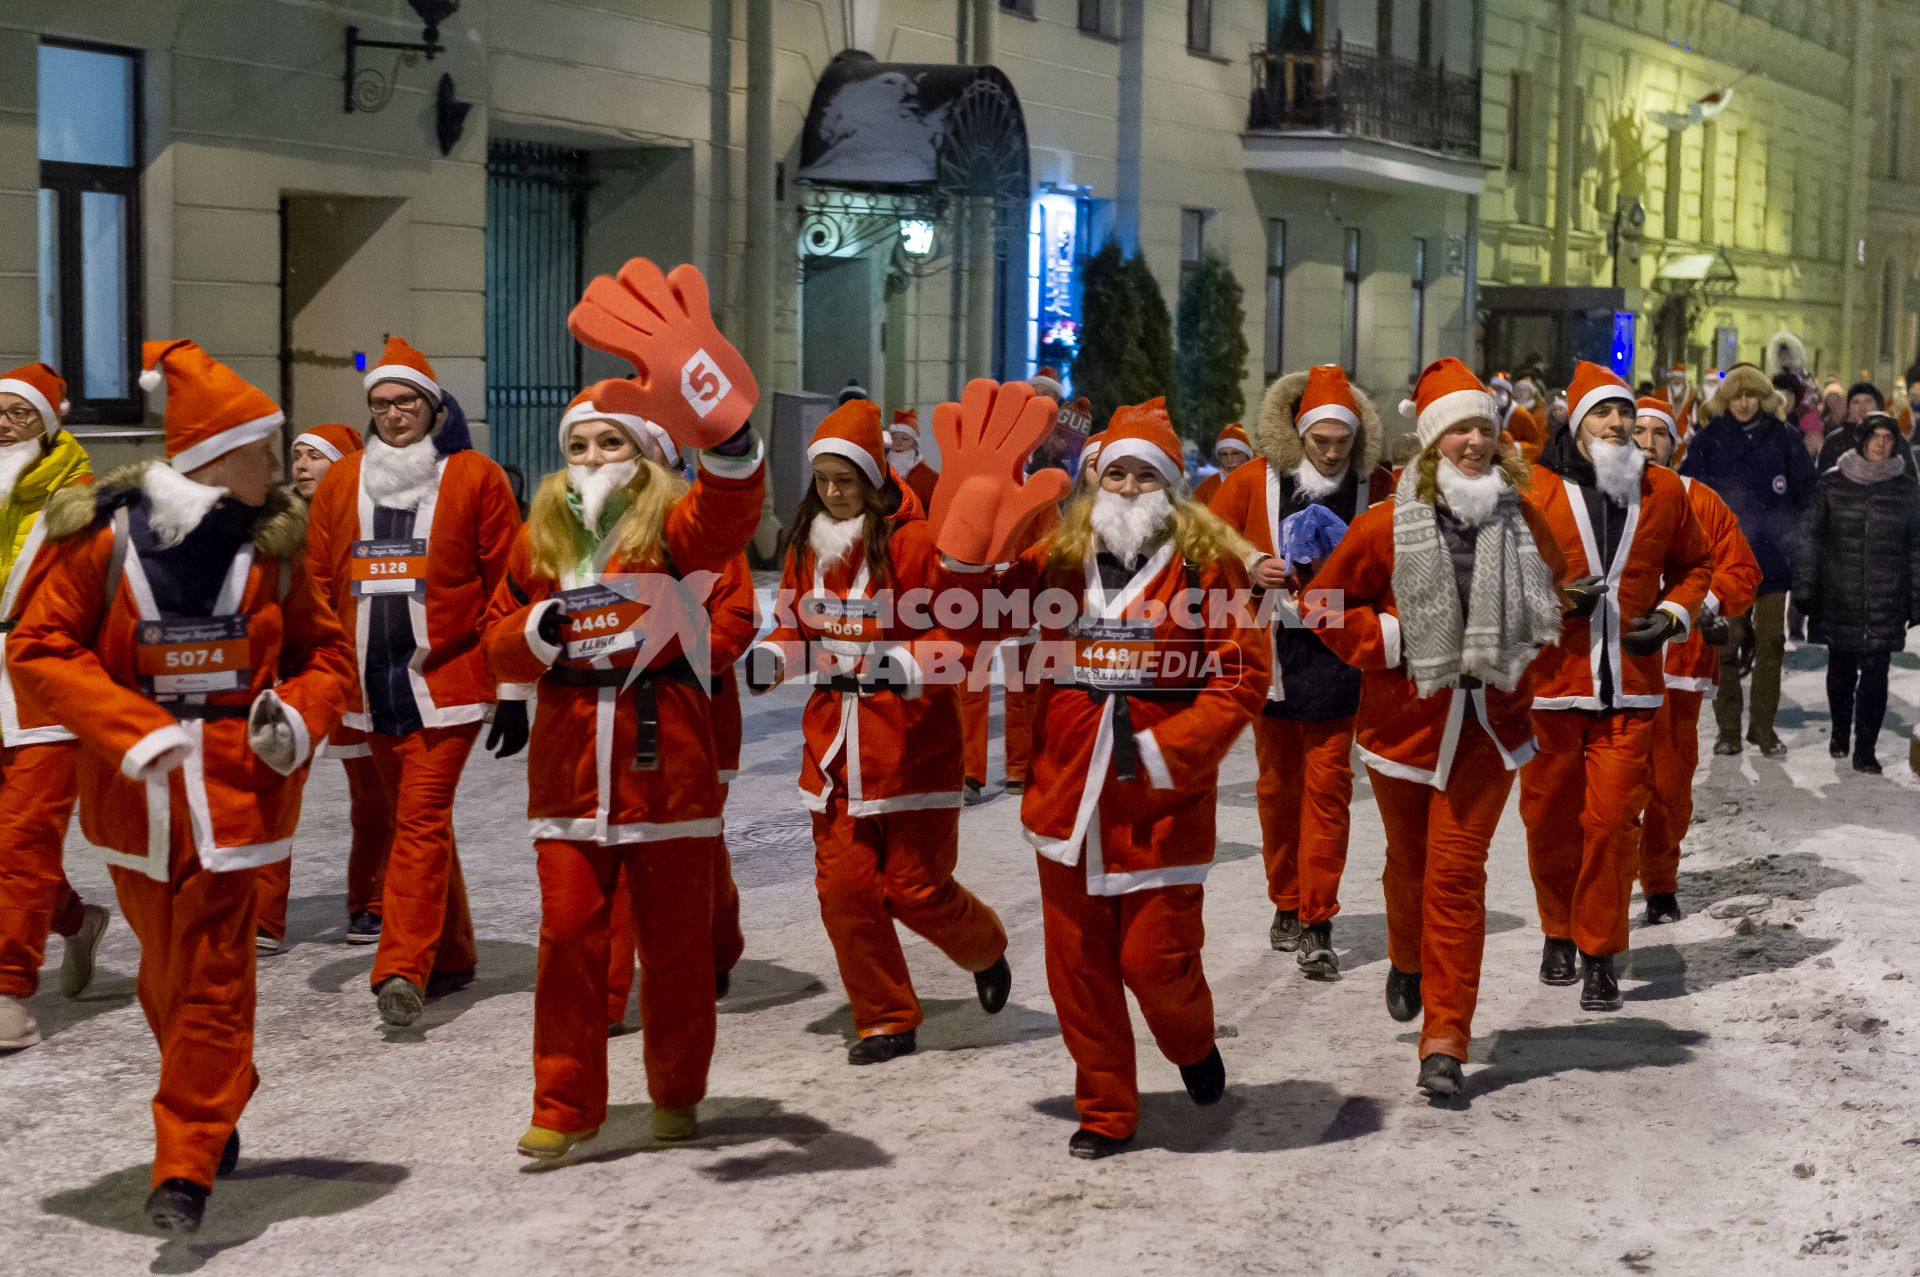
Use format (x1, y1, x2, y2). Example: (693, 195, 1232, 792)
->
(1390, 464, 1564, 697)
(1836, 450, 1906, 485)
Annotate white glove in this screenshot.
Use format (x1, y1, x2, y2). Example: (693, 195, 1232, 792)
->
(248, 690, 302, 776)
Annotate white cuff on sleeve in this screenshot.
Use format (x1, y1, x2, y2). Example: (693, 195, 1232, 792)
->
(1657, 600, 1693, 639)
(1379, 612, 1403, 669)
(122, 723, 194, 781)
(524, 599, 564, 668)
(496, 682, 536, 703)
(1702, 589, 1722, 617)
(1135, 728, 1175, 789)
(698, 438, 764, 480)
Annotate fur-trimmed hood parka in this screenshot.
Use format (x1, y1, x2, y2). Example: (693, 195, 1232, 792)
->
(1706, 363, 1788, 421)
(1256, 370, 1385, 476)
(44, 460, 306, 559)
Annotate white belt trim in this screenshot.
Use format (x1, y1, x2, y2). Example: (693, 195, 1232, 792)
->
(1664, 674, 1715, 691)
(799, 782, 962, 817)
(528, 816, 724, 845)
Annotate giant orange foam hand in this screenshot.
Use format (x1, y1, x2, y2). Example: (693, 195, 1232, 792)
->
(567, 258, 758, 449)
(929, 379, 1072, 565)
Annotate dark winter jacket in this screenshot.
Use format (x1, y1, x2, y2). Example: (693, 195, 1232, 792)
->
(1816, 420, 1915, 474)
(1679, 412, 1817, 594)
(1792, 458, 1920, 653)
(1269, 604, 1361, 721)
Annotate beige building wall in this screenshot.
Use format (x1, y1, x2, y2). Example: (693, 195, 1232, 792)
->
(1861, 0, 1920, 389)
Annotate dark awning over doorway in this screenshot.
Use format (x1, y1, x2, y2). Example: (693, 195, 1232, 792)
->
(797, 51, 1029, 197)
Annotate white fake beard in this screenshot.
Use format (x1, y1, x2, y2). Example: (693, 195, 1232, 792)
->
(1492, 390, 1512, 413)
(1436, 458, 1505, 527)
(363, 435, 441, 511)
(889, 447, 920, 474)
(1513, 387, 1537, 409)
(568, 459, 637, 534)
(0, 437, 41, 508)
(1589, 437, 1648, 505)
(142, 462, 229, 550)
(1293, 458, 1348, 499)
(1090, 487, 1172, 565)
(808, 511, 868, 570)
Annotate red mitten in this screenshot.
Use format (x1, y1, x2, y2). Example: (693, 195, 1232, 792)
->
(567, 259, 758, 448)
(929, 379, 1072, 565)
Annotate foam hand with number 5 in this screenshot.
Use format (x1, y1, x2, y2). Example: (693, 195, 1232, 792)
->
(929, 379, 1072, 565)
(567, 258, 757, 448)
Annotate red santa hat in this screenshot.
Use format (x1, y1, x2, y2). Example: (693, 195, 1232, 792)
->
(139, 339, 285, 472)
(1098, 398, 1184, 486)
(888, 408, 920, 443)
(1028, 365, 1064, 401)
(1635, 395, 1679, 443)
(293, 422, 364, 462)
(1567, 360, 1635, 432)
(807, 398, 887, 488)
(0, 362, 67, 431)
(1297, 365, 1361, 436)
(559, 379, 681, 468)
(362, 336, 442, 404)
(1488, 370, 1514, 392)
(1214, 422, 1253, 458)
(1401, 358, 1496, 449)
(1080, 429, 1107, 471)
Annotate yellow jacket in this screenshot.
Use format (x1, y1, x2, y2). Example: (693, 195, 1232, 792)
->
(0, 430, 91, 596)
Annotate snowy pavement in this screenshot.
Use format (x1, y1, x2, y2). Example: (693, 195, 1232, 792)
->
(2, 639, 1918, 1275)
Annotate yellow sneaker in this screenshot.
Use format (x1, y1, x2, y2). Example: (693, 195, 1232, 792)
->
(651, 1107, 698, 1142)
(516, 1125, 600, 1160)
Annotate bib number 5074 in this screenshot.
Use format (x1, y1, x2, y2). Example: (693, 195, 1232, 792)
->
(681, 350, 732, 420)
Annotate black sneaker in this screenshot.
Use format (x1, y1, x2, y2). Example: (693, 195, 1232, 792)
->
(1295, 921, 1339, 978)
(1579, 951, 1623, 1011)
(1712, 736, 1742, 756)
(1067, 1128, 1132, 1160)
(1268, 908, 1303, 952)
(1385, 966, 1422, 1022)
(973, 956, 1011, 1014)
(1539, 937, 1579, 986)
(218, 1131, 239, 1177)
(145, 1179, 209, 1234)
(847, 1030, 916, 1066)
(1829, 742, 1849, 759)
(1854, 756, 1883, 775)
(1416, 1052, 1464, 1097)
(346, 912, 382, 945)
(1004, 780, 1025, 796)
(1749, 732, 1787, 759)
(1644, 893, 1682, 925)
(962, 779, 985, 806)
(1178, 1046, 1226, 1106)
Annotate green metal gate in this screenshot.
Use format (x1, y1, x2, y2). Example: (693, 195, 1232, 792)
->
(484, 139, 593, 491)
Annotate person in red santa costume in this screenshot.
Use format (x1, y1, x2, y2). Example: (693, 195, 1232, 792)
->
(1209, 364, 1392, 966)
(1520, 361, 1711, 1010)
(0, 362, 103, 1053)
(306, 336, 523, 1028)
(253, 421, 394, 953)
(1310, 358, 1567, 1096)
(1191, 422, 1254, 506)
(747, 395, 1021, 1066)
(958, 391, 1265, 1157)
(886, 409, 938, 512)
(1630, 395, 1759, 924)
(1488, 371, 1545, 462)
(11, 339, 354, 1232)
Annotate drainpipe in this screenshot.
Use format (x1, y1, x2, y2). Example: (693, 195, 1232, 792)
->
(745, 0, 777, 553)
(1116, 0, 1145, 253)
(707, 0, 732, 307)
(1548, 0, 1578, 286)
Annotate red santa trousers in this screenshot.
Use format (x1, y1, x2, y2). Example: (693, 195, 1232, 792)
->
(607, 804, 746, 1025)
(111, 818, 260, 1190)
(1036, 852, 1215, 1141)
(368, 723, 479, 990)
(961, 678, 990, 786)
(0, 742, 83, 999)
(1640, 689, 1703, 896)
(532, 836, 717, 1132)
(1520, 708, 1656, 958)
(1252, 714, 1356, 925)
(1370, 726, 1513, 1063)
(811, 797, 1006, 1039)
(253, 753, 395, 942)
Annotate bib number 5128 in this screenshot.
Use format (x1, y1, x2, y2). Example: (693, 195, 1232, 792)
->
(681, 350, 732, 420)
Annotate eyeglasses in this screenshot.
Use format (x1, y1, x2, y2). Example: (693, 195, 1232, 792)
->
(0, 406, 41, 427)
(368, 392, 426, 417)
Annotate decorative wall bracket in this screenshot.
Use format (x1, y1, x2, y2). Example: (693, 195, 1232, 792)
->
(343, 0, 460, 114)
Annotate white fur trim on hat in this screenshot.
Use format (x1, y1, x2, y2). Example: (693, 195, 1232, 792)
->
(888, 422, 921, 443)
(1637, 404, 1678, 442)
(1215, 437, 1255, 456)
(0, 378, 58, 429)
(558, 400, 680, 468)
(1488, 373, 1513, 390)
(1572, 383, 1635, 433)
(1411, 389, 1496, 449)
(807, 438, 883, 488)
(169, 412, 285, 474)
(1296, 403, 1359, 435)
(293, 431, 343, 463)
(1096, 438, 1183, 486)
(364, 365, 442, 404)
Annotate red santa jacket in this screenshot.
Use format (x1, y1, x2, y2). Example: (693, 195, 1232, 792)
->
(1312, 496, 1569, 789)
(306, 447, 522, 732)
(706, 554, 759, 783)
(9, 467, 354, 878)
(1010, 539, 1266, 896)
(1191, 472, 1223, 506)
(902, 459, 939, 513)
(1210, 457, 1395, 559)
(1665, 475, 1761, 691)
(755, 486, 982, 815)
(1525, 462, 1712, 711)
(0, 463, 93, 747)
(484, 457, 764, 845)
(1503, 403, 1545, 462)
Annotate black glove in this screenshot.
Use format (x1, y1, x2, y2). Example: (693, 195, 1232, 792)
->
(487, 699, 530, 758)
(744, 646, 782, 694)
(1563, 575, 1608, 619)
(536, 602, 566, 650)
(1622, 609, 1682, 656)
(1698, 613, 1731, 646)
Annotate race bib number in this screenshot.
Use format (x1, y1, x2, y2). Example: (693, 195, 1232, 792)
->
(350, 540, 428, 598)
(555, 583, 648, 664)
(136, 615, 250, 695)
(1070, 618, 1157, 690)
(681, 349, 733, 420)
(802, 595, 882, 657)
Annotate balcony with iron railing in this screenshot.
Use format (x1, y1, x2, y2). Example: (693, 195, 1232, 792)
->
(1244, 35, 1484, 192)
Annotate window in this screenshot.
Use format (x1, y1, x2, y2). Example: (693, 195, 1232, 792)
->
(1410, 238, 1428, 380)
(1079, 0, 1119, 37)
(1882, 258, 1897, 359)
(1417, 0, 1434, 66)
(1264, 219, 1287, 381)
(1180, 207, 1211, 292)
(1890, 78, 1906, 181)
(1376, 0, 1394, 57)
(1698, 122, 1718, 244)
(38, 40, 142, 424)
(1507, 73, 1530, 173)
(1187, 0, 1212, 53)
(1341, 228, 1362, 375)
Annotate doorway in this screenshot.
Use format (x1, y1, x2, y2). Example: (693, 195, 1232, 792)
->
(803, 253, 880, 399)
(280, 195, 410, 440)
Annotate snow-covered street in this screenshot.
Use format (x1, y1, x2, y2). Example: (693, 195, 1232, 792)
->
(2, 638, 1916, 1276)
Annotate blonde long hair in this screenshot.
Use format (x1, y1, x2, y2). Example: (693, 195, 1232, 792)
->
(1046, 486, 1252, 572)
(1411, 444, 1532, 506)
(528, 459, 689, 577)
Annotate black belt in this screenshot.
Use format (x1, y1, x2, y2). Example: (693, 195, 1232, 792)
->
(161, 702, 250, 722)
(543, 659, 705, 770)
(1078, 685, 1197, 783)
(824, 673, 907, 697)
